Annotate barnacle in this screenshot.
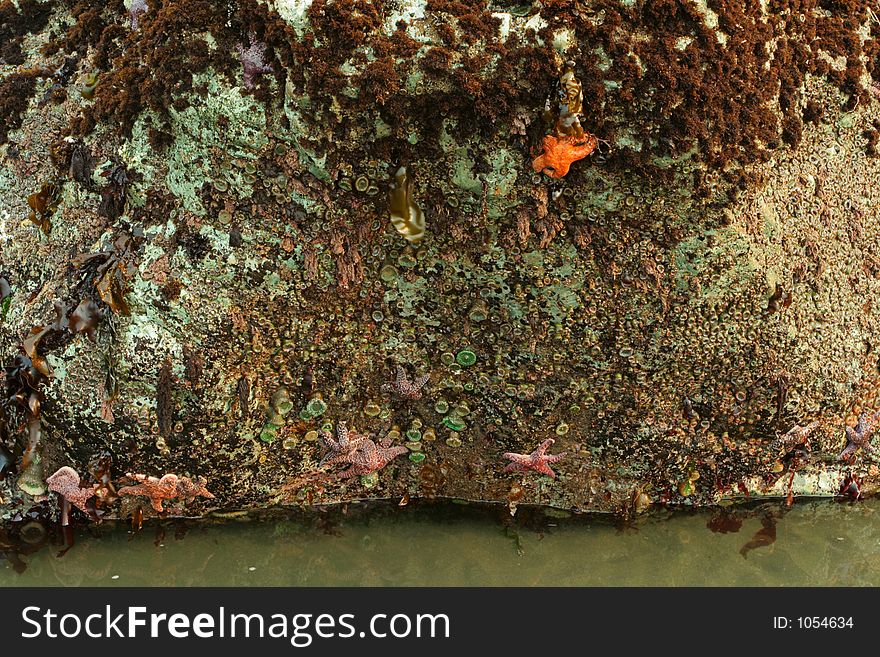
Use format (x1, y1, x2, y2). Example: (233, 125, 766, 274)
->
(388, 166, 426, 244)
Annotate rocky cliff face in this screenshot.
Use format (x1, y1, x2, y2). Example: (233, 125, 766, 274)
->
(1, 0, 880, 521)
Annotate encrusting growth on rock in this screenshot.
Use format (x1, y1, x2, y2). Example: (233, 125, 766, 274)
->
(118, 473, 214, 512)
(503, 438, 566, 478)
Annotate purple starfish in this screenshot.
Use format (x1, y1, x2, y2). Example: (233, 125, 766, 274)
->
(383, 365, 429, 400)
(839, 410, 880, 462)
(318, 422, 368, 467)
(337, 436, 407, 479)
(319, 428, 406, 479)
(128, 0, 148, 30)
(503, 438, 566, 478)
(770, 421, 820, 455)
(235, 34, 273, 90)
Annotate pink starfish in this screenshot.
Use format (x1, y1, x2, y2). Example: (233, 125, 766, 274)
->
(769, 420, 820, 455)
(383, 365, 430, 400)
(503, 438, 566, 478)
(235, 33, 273, 90)
(128, 0, 148, 30)
(333, 435, 407, 479)
(839, 410, 880, 462)
(319, 422, 368, 467)
(47, 466, 98, 513)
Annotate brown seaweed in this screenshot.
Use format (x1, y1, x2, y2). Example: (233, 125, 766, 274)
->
(74, 234, 139, 316)
(68, 299, 103, 341)
(26, 181, 61, 235)
(98, 161, 137, 221)
(387, 166, 426, 244)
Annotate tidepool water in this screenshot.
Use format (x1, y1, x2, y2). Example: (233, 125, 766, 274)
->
(2, 499, 879, 586)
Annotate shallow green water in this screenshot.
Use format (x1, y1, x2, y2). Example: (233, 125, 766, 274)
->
(3, 499, 880, 586)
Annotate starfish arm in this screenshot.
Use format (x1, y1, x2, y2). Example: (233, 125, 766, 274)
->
(337, 423, 350, 448)
(69, 489, 96, 513)
(531, 154, 548, 174)
(337, 464, 367, 479)
(547, 162, 568, 178)
(545, 452, 567, 463)
(503, 452, 531, 465)
(354, 441, 379, 465)
(320, 451, 351, 467)
(535, 439, 556, 455)
(533, 463, 557, 478)
(838, 442, 857, 461)
(117, 483, 147, 498)
(380, 446, 408, 463)
(320, 432, 339, 451)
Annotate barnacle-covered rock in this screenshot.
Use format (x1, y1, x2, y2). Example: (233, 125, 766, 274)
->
(1, 0, 880, 521)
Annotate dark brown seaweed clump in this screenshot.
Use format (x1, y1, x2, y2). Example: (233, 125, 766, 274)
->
(0, 0, 55, 66)
(0, 72, 38, 144)
(49, 0, 880, 178)
(71, 0, 236, 138)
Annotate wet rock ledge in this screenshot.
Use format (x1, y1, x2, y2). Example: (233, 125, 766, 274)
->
(1, 0, 880, 521)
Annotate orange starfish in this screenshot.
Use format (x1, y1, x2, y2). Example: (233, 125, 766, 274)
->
(531, 134, 598, 179)
(118, 472, 214, 512)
